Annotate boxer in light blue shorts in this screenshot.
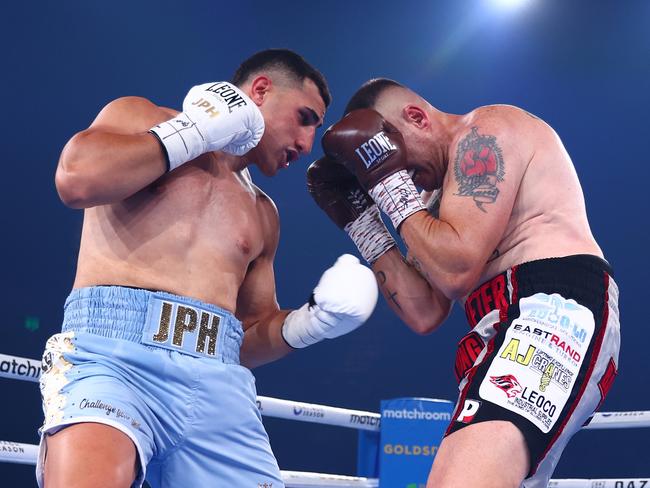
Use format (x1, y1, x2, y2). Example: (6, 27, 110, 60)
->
(38, 286, 284, 487)
(43, 51, 379, 486)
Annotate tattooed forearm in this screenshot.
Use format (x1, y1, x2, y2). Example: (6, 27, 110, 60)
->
(375, 270, 403, 311)
(401, 237, 433, 284)
(453, 127, 505, 212)
(404, 254, 433, 284)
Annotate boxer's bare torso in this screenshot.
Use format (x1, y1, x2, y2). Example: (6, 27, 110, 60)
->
(422, 105, 612, 488)
(65, 100, 280, 320)
(45, 54, 343, 488)
(74, 147, 277, 316)
(474, 106, 602, 281)
(57, 74, 331, 328)
(426, 105, 602, 288)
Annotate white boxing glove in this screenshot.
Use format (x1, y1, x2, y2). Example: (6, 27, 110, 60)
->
(149, 82, 265, 171)
(281, 254, 378, 349)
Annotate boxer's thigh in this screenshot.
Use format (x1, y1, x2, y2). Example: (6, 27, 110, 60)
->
(44, 423, 137, 488)
(428, 420, 529, 488)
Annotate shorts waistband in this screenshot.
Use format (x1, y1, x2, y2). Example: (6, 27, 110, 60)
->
(464, 254, 615, 327)
(62, 286, 243, 364)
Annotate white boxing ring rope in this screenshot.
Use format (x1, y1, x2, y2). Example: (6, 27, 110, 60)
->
(1, 353, 648, 487)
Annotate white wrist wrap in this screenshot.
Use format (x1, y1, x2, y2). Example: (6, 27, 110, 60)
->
(369, 170, 425, 229)
(149, 113, 206, 171)
(344, 205, 396, 264)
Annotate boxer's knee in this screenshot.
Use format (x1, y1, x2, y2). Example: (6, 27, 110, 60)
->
(44, 423, 137, 488)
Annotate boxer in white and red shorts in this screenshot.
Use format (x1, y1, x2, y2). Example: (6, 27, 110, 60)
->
(307, 78, 620, 488)
(450, 255, 619, 487)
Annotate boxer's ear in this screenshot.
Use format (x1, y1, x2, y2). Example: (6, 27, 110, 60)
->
(403, 104, 429, 129)
(249, 76, 272, 106)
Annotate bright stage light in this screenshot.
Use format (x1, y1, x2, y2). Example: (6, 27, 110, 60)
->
(489, 0, 531, 10)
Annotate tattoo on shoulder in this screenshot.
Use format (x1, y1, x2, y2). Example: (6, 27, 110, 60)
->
(453, 127, 505, 212)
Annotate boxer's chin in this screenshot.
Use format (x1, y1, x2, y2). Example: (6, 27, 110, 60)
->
(261, 164, 278, 177)
(255, 155, 278, 177)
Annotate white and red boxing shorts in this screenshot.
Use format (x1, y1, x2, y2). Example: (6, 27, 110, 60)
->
(448, 254, 620, 488)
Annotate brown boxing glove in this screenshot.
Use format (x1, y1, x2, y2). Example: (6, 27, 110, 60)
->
(321, 109, 407, 190)
(307, 156, 396, 263)
(307, 156, 374, 229)
(321, 109, 425, 230)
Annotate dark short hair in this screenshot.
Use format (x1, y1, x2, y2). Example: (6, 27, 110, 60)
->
(344, 78, 404, 114)
(232, 49, 331, 107)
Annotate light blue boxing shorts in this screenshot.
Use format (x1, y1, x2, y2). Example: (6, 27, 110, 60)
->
(37, 286, 284, 488)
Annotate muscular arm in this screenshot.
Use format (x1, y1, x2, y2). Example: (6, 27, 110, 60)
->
(399, 122, 528, 299)
(237, 256, 293, 369)
(239, 200, 379, 365)
(237, 198, 293, 369)
(372, 247, 452, 334)
(55, 97, 174, 208)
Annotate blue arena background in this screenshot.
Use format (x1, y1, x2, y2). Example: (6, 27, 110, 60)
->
(1, 0, 648, 485)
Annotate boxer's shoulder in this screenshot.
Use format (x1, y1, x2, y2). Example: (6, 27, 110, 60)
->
(466, 104, 541, 123)
(449, 105, 542, 170)
(456, 105, 545, 140)
(90, 96, 177, 133)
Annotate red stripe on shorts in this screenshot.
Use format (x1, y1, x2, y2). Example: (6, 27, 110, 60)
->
(446, 268, 518, 436)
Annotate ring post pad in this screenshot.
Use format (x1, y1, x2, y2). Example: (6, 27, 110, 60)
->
(378, 397, 454, 488)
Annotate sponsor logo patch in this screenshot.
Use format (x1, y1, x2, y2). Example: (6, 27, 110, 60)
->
(479, 293, 595, 433)
(489, 374, 522, 398)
